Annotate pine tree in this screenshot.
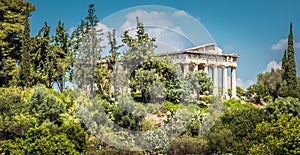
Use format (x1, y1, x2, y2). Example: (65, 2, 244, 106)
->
(107, 29, 121, 71)
(53, 21, 75, 92)
(73, 4, 103, 95)
(31, 22, 53, 88)
(0, 0, 35, 87)
(287, 23, 298, 96)
(122, 17, 156, 73)
(121, 18, 180, 103)
(95, 29, 122, 96)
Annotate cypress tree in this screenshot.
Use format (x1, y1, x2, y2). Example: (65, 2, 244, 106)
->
(19, 4, 33, 87)
(286, 22, 298, 97)
(282, 49, 287, 80)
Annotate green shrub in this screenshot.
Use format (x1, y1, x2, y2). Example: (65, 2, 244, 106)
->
(146, 103, 160, 114)
(131, 92, 143, 102)
(223, 99, 252, 108)
(223, 99, 241, 107)
(241, 102, 253, 108)
(112, 95, 146, 130)
(131, 92, 142, 98)
(199, 95, 213, 104)
(186, 103, 201, 112)
(1, 126, 81, 155)
(249, 114, 300, 155)
(263, 95, 273, 103)
(139, 118, 155, 131)
(167, 135, 209, 154)
(88, 147, 143, 155)
(207, 107, 266, 154)
(58, 123, 89, 153)
(163, 101, 181, 112)
(29, 86, 66, 124)
(263, 97, 300, 121)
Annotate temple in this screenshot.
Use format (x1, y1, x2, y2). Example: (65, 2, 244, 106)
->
(160, 43, 239, 99)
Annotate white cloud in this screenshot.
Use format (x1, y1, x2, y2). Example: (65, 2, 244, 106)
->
(225, 75, 254, 89)
(271, 38, 300, 50)
(271, 39, 288, 50)
(96, 22, 112, 34)
(264, 60, 282, 72)
(121, 9, 172, 32)
(94, 22, 114, 49)
(71, 9, 196, 55)
(173, 10, 189, 17)
(225, 75, 254, 90)
(236, 78, 255, 89)
(118, 9, 189, 52)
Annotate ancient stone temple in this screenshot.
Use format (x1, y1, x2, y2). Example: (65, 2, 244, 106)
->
(160, 43, 239, 99)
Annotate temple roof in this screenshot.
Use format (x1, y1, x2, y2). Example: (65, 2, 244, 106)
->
(159, 43, 240, 58)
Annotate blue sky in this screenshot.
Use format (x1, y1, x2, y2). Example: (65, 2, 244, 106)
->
(29, 0, 300, 89)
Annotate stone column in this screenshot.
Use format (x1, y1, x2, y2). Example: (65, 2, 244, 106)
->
(222, 67, 228, 99)
(184, 63, 190, 76)
(193, 64, 198, 71)
(212, 65, 218, 96)
(204, 65, 208, 74)
(231, 67, 237, 98)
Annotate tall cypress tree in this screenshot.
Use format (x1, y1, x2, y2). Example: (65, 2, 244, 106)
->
(19, 4, 33, 87)
(281, 49, 287, 80)
(286, 23, 298, 97)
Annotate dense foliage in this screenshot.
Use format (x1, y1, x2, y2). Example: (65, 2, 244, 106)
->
(0, 0, 300, 154)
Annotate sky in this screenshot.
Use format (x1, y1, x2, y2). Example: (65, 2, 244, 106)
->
(28, 0, 300, 89)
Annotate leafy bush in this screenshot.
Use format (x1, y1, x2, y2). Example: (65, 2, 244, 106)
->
(249, 114, 300, 155)
(131, 92, 143, 102)
(207, 107, 266, 154)
(162, 101, 182, 113)
(0, 87, 34, 140)
(88, 147, 143, 155)
(167, 135, 209, 155)
(186, 103, 200, 111)
(112, 95, 146, 130)
(146, 103, 161, 114)
(223, 99, 252, 108)
(138, 118, 155, 131)
(0, 87, 26, 116)
(263, 97, 300, 121)
(263, 95, 273, 103)
(139, 129, 170, 154)
(0, 114, 38, 140)
(199, 95, 213, 104)
(223, 99, 241, 107)
(1, 126, 81, 155)
(29, 86, 66, 124)
(58, 123, 89, 153)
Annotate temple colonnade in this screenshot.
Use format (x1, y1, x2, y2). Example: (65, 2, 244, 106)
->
(161, 43, 239, 99)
